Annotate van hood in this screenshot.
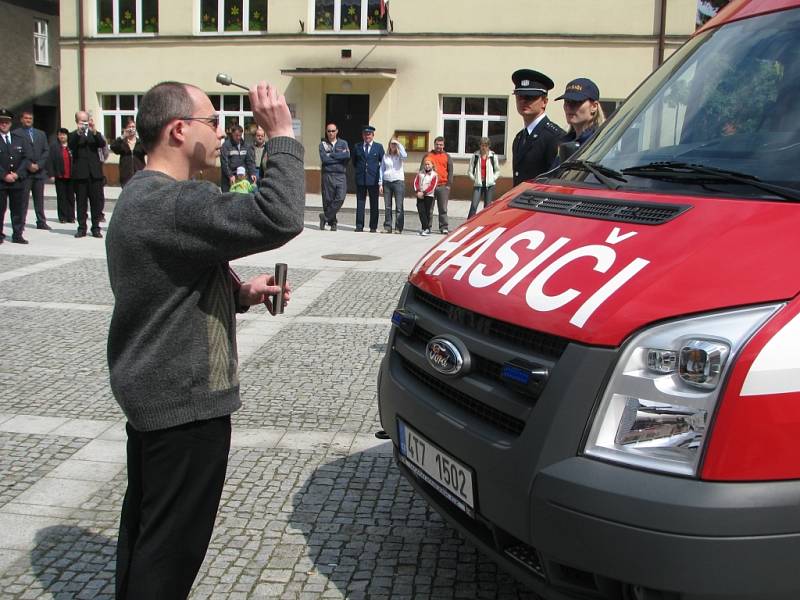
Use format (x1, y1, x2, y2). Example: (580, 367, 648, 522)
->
(409, 183, 800, 347)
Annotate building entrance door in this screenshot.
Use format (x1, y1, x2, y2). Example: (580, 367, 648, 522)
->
(325, 94, 369, 193)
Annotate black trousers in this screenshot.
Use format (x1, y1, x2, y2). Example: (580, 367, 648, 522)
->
(23, 177, 47, 226)
(116, 415, 231, 600)
(0, 185, 28, 239)
(74, 177, 104, 233)
(55, 178, 75, 222)
(355, 184, 380, 231)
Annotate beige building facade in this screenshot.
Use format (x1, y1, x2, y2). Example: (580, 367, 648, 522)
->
(59, 0, 696, 195)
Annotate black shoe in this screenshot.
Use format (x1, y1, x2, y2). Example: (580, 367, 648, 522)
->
(68, 219, 76, 223)
(11, 237, 29, 244)
(369, 228, 377, 233)
(91, 230, 103, 238)
(99, 214, 106, 223)
(318, 213, 326, 230)
(374, 430, 391, 440)
(330, 222, 337, 231)
(355, 228, 364, 232)
(74, 231, 87, 238)
(37, 223, 52, 230)
(0, 237, 3, 244)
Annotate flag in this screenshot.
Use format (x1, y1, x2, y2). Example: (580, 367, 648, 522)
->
(380, 0, 387, 18)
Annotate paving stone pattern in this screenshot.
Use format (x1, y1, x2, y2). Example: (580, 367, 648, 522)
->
(0, 255, 52, 275)
(301, 272, 408, 319)
(0, 259, 114, 305)
(0, 433, 88, 509)
(236, 322, 389, 433)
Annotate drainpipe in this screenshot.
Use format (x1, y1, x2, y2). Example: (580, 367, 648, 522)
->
(78, 0, 86, 109)
(656, 0, 667, 67)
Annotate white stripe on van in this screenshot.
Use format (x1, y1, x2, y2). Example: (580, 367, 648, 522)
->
(741, 311, 800, 396)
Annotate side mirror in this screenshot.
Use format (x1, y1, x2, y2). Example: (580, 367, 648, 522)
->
(558, 141, 581, 163)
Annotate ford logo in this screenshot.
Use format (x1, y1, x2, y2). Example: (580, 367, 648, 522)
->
(426, 336, 470, 376)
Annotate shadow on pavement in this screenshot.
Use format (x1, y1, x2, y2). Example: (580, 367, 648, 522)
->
(30, 525, 116, 599)
(289, 448, 538, 600)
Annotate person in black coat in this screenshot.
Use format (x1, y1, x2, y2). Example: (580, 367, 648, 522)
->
(110, 118, 146, 186)
(510, 69, 565, 186)
(68, 110, 107, 238)
(14, 111, 50, 229)
(47, 127, 76, 223)
(0, 108, 32, 243)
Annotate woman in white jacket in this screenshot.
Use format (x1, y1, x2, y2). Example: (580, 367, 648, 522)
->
(379, 139, 407, 233)
(467, 137, 500, 218)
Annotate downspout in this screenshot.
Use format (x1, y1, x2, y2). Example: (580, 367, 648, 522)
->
(656, 0, 667, 67)
(78, 0, 86, 109)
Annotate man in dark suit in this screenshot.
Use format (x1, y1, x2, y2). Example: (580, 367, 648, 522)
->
(14, 111, 50, 230)
(352, 125, 384, 232)
(0, 108, 32, 244)
(69, 110, 107, 238)
(511, 68, 565, 186)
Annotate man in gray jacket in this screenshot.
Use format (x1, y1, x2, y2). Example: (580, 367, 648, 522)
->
(106, 80, 304, 600)
(14, 111, 50, 230)
(318, 122, 349, 230)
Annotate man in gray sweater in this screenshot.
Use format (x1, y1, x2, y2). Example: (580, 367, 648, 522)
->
(106, 80, 305, 599)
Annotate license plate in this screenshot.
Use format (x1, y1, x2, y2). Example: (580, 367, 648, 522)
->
(398, 419, 475, 516)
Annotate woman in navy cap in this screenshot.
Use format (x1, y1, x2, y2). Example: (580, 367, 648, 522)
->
(556, 77, 605, 148)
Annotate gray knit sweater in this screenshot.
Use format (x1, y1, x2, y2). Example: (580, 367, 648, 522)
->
(106, 136, 305, 431)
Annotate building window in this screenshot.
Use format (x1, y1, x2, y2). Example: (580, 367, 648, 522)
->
(101, 94, 144, 140)
(34, 20, 49, 66)
(97, 0, 159, 35)
(440, 96, 508, 157)
(209, 94, 257, 141)
(313, 0, 387, 32)
(200, 0, 268, 33)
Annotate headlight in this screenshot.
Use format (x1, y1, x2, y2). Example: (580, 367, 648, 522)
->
(584, 304, 781, 476)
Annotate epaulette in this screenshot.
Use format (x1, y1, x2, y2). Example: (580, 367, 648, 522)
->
(543, 120, 565, 136)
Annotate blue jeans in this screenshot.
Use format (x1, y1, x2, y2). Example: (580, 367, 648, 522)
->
(383, 180, 405, 231)
(468, 185, 495, 218)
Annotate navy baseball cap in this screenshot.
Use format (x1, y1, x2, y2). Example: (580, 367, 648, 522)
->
(362, 125, 376, 133)
(556, 78, 600, 102)
(512, 69, 554, 97)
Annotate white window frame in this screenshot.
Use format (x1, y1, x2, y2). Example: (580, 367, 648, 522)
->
(310, 0, 387, 34)
(96, 0, 158, 36)
(34, 19, 49, 66)
(197, 0, 268, 35)
(210, 94, 258, 141)
(439, 96, 509, 159)
(100, 94, 143, 141)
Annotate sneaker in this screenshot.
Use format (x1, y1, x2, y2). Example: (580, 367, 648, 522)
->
(319, 213, 326, 230)
(441, 228, 449, 235)
(381, 227, 392, 234)
(421, 229, 431, 236)
(394, 229, 402, 234)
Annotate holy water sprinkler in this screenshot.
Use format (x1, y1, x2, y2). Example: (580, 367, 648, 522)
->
(215, 73, 250, 91)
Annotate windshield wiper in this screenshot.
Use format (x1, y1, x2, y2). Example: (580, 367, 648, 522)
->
(550, 159, 627, 190)
(621, 161, 800, 202)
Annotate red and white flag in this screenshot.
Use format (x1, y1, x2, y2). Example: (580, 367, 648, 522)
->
(380, 0, 388, 18)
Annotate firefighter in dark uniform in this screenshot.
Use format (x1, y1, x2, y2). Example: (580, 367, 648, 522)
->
(511, 69, 565, 186)
(0, 108, 32, 244)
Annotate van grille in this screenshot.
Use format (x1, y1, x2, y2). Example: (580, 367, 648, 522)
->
(401, 358, 526, 436)
(510, 190, 690, 225)
(412, 287, 568, 361)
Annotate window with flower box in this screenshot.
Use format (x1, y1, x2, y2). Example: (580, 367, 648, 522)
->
(97, 0, 158, 35)
(440, 96, 508, 158)
(200, 0, 267, 33)
(313, 0, 387, 33)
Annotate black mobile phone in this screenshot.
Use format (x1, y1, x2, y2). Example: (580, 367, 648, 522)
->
(271, 263, 288, 315)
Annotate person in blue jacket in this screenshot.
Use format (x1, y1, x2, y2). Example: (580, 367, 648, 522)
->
(318, 122, 350, 231)
(351, 125, 384, 232)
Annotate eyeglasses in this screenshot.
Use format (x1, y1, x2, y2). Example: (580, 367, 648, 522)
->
(326, 129, 337, 133)
(180, 115, 220, 129)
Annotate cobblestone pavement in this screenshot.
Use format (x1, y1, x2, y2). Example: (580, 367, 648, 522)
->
(0, 198, 536, 599)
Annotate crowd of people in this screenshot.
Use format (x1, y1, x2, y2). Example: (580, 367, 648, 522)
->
(1, 67, 604, 244)
(0, 109, 147, 243)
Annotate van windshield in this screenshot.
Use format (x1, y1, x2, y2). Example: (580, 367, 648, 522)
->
(557, 7, 800, 201)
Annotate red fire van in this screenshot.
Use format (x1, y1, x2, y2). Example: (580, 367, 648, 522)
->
(378, 1, 800, 598)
